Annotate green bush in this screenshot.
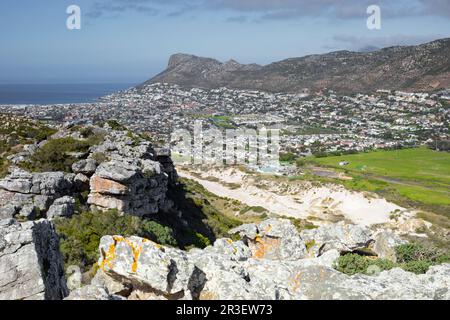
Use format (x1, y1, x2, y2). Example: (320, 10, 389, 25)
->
(334, 254, 396, 276)
(140, 220, 177, 247)
(20, 135, 103, 172)
(334, 254, 370, 275)
(188, 230, 212, 248)
(90, 152, 109, 164)
(279, 152, 296, 163)
(55, 209, 177, 271)
(402, 260, 433, 274)
(335, 243, 449, 276)
(105, 120, 126, 131)
(395, 243, 439, 263)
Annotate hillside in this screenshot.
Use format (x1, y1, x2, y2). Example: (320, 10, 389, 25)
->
(144, 38, 450, 94)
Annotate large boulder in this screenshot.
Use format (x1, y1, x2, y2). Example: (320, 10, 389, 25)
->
(98, 235, 200, 299)
(0, 219, 68, 300)
(229, 219, 307, 261)
(72, 159, 97, 176)
(46, 196, 76, 219)
(371, 230, 407, 262)
(300, 222, 373, 256)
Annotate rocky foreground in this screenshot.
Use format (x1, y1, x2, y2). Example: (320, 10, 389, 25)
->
(0, 122, 448, 300)
(1, 216, 449, 300)
(62, 219, 449, 300)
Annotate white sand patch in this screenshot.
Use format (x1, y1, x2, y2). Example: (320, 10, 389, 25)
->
(178, 168, 406, 227)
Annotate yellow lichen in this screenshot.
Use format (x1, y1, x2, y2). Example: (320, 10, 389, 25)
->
(289, 272, 302, 293)
(100, 241, 117, 271)
(100, 236, 163, 273)
(264, 224, 272, 233)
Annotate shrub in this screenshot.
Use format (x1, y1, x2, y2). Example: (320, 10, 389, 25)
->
(188, 230, 212, 248)
(395, 243, 440, 263)
(91, 152, 109, 164)
(279, 152, 296, 163)
(402, 260, 433, 274)
(334, 254, 370, 275)
(140, 220, 177, 247)
(334, 254, 396, 276)
(105, 120, 126, 131)
(20, 135, 103, 172)
(335, 243, 449, 276)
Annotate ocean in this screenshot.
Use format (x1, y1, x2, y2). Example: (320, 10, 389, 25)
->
(0, 83, 135, 105)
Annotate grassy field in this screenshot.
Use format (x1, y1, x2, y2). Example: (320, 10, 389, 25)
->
(308, 147, 450, 217)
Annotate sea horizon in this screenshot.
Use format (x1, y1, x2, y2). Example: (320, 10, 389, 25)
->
(0, 83, 135, 105)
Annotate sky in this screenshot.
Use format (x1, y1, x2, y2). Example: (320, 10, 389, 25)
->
(0, 0, 449, 84)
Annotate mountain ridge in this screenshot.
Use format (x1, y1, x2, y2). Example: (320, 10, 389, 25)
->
(143, 38, 450, 94)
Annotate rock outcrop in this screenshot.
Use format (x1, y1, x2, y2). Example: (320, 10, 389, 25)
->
(86, 131, 176, 216)
(91, 219, 450, 300)
(0, 218, 68, 300)
(0, 128, 177, 220)
(0, 169, 75, 220)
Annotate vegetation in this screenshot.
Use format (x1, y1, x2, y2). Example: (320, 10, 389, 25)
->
(0, 115, 57, 177)
(104, 120, 127, 131)
(20, 134, 104, 172)
(165, 178, 244, 248)
(334, 254, 395, 275)
(279, 152, 296, 163)
(55, 209, 177, 272)
(210, 115, 236, 129)
(334, 242, 449, 276)
(307, 147, 450, 219)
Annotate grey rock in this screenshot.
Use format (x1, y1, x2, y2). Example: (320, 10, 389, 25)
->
(46, 196, 76, 219)
(98, 235, 199, 299)
(0, 204, 19, 219)
(33, 195, 52, 212)
(92, 229, 450, 301)
(66, 265, 83, 291)
(229, 219, 307, 261)
(96, 161, 140, 183)
(74, 173, 90, 191)
(300, 222, 373, 256)
(372, 230, 407, 262)
(72, 159, 97, 176)
(0, 219, 68, 300)
(91, 269, 132, 297)
(64, 285, 122, 300)
(0, 169, 33, 193)
(19, 204, 37, 220)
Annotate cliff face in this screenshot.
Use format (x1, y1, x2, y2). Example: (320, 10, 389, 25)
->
(0, 219, 68, 300)
(144, 38, 450, 94)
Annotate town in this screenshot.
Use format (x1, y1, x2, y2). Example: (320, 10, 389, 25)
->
(0, 83, 449, 157)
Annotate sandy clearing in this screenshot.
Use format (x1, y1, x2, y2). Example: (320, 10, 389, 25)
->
(178, 168, 406, 226)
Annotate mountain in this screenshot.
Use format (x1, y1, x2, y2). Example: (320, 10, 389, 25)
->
(144, 38, 450, 94)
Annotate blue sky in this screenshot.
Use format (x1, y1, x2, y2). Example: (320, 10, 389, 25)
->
(0, 0, 449, 84)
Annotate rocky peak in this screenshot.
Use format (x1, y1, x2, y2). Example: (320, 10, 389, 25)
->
(145, 38, 450, 93)
(167, 53, 222, 69)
